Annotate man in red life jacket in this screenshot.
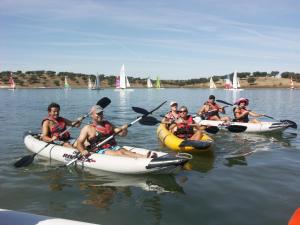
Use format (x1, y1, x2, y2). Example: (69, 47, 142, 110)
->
(198, 95, 230, 122)
(233, 98, 264, 123)
(76, 105, 155, 158)
(161, 101, 179, 129)
(41, 103, 81, 147)
(169, 106, 204, 140)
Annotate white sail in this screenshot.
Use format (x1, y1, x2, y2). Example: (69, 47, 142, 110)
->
(8, 73, 16, 89)
(119, 64, 127, 89)
(209, 77, 216, 89)
(147, 77, 153, 88)
(237, 78, 241, 88)
(88, 76, 93, 89)
(126, 76, 130, 88)
(290, 77, 294, 89)
(232, 70, 238, 89)
(95, 75, 100, 89)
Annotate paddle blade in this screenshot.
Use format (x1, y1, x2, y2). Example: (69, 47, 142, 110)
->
(132, 106, 149, 115)
(204, 126, 219, 134)
(281, 120, 297, 129)
(14, 154, 35, 168)
(139, 116, 160, 126)
(97, 97, 111, 109)
(226, 125, 247, 133)
(216, 99, 233, 106)
(179, 140, 211, 149)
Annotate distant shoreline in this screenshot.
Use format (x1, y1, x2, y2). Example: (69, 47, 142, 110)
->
(0, 73, 298, 89)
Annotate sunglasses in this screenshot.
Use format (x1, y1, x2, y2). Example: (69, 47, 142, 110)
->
(179, 110, 187, 113)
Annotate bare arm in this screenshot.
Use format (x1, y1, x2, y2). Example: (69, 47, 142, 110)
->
(64, 117, 82, 128)
(249, 111, 263, 117)
(41, 120, 55, 142)
(76, 125, 89, 154)
(114, 124, 128, 137)
(197, 105, 207, 115)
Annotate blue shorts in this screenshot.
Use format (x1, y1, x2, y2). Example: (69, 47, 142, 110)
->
(96, 145, 121, 154)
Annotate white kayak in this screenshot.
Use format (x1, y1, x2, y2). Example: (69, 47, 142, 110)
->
(23, 133, 191, 174)
(194, 116, 295, 133)
(0, 208, 99, 225)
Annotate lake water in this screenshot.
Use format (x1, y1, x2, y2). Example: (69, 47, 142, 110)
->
(0, 88, 299, 225)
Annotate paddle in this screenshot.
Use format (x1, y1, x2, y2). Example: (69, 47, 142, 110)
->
(14, 97, 111, 168)
(216, 99, 234, 106)
(178, 140, 212, 149)
(138, 116, 246, 134)
(217, 99, 297, 128)
(65, 101, 168, 167)
(139, 116, 220, 134)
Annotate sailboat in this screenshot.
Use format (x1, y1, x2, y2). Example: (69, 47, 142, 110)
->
(8, 73, 16, 90)
(290, 77, 295, 89)
(209, 77, 216, 89)
(156, 76, 161, 89)
(227, 70, 243, 91)
(115, 76, 120, 88)
(115, 64, 133, 91)
(64, 76, 71, 89)
(92, 75, 101, 90)
(224, 74, 232, 90)
(147, 77, 153, 88)
(88, 76, 93, 89)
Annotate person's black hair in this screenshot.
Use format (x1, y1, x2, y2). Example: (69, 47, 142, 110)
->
(209, 95, 215, 99)
(48, 102, 60, 112)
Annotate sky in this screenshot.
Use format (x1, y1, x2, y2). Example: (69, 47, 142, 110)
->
(1, 0, 300, 79)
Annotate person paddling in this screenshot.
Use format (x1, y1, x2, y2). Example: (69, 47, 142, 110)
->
(198, 95, 230, 122)
(41, 102, 81, 147)
(161, 101, 179, 128)
(233, 98, 264, 123)
(76, 105, 156, 158)
(169, 106, 204, 140)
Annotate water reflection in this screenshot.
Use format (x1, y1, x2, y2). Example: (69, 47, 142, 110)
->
(42, 167, 185, 209)
(184, 151, 215, 173)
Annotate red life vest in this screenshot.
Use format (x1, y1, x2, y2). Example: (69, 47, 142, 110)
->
(42, 116, 70, 141)
(205, 102, 220, 120)
(234, 107, 249, 123)
(175, 115, 194, 138)
(89, 121, 117, 151)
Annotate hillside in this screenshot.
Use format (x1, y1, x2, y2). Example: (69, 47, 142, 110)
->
(0, 71, 299, 89)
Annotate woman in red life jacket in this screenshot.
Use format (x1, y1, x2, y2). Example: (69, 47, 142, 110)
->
(41, 102, 81, 147)
(233, 98, 264, 123)
(169, 106, 204, 140)
(161, 101, 179, 129)
(198, 95, 230, 122)
(76, 105, 156, 158)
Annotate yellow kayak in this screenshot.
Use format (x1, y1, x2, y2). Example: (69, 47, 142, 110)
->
(156, 124, 213, 152)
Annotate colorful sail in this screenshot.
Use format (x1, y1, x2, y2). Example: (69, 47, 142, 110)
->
(8, 73, 16, 89)
(116, 76, 120, 88)
(224, 74, 232, 89)
(64, 76, 70, 89)
(156, 76, 161, 89)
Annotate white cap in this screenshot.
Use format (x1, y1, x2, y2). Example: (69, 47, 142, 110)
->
(90, 105, 103, 113)
(170, 101, 178, 106)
